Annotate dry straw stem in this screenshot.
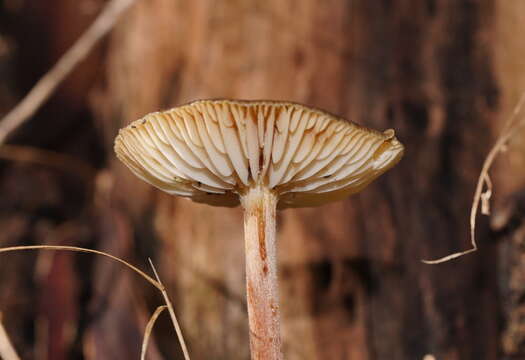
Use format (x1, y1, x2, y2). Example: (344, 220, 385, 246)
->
(423, 91, 525, 264)
(140, 305, 167, 360)
(148, 259, 190, 360)
(0, 313, 20, 360)
(0, 245, 161, 289)
(0, 0, 138, 144)
(0, 245, 190, 360)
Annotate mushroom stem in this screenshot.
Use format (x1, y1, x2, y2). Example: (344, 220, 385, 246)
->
(241, 185, 282, 360)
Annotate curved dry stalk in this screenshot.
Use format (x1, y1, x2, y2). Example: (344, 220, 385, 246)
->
(0, 245, 191, 359)
(0, 245, 162, 291)
(140, 305, 167, 360)
(423, 91, 525, 264)
(0, 313, 20, 360)
(0, 0, 138, 144)
(148, 259, 190, 360)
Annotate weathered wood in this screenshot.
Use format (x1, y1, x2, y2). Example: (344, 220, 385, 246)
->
(96, 1, 502, 359)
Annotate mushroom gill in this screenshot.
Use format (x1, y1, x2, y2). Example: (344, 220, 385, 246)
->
(114, 99, 404, 208)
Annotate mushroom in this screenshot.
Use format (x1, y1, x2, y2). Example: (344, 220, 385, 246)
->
(114, 99, 404, 359)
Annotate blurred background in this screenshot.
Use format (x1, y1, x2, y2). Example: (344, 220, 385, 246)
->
(0, 0, 524, 359)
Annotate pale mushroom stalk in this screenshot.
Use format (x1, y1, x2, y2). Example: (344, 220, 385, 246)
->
(241, 185, 281, 359)
(114, 99, 404, 360)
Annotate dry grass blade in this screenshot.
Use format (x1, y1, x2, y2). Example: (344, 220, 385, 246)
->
(0, 0, 138, 144)
(140, 305, 167, 360)
(148, 259, 191, 360)
(0, 245, 162, 290)
(0, 246, 191, 359)
(423, 91, 525, 264)
(0, 313, 20, 360)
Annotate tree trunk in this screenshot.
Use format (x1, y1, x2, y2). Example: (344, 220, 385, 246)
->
(95, 1, 501, 359)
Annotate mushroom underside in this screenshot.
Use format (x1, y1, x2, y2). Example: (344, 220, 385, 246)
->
(115, 100, 404, 208)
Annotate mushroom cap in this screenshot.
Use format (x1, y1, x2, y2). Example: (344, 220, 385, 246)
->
(114, 99, 404, 209)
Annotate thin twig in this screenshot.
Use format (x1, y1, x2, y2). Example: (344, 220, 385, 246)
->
(423, 91, 525, 264)
(148, 259, 190, 360)
(0, 0, 138, 144)
(0, 313, 20, 360)
(0, 245, 161, 290)
(140, 305, 167, 360)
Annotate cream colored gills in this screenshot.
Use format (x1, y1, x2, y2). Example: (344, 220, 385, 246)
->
(114, 99, 404, 208)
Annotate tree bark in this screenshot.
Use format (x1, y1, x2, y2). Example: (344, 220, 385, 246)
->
(97, 1, 501, 359)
